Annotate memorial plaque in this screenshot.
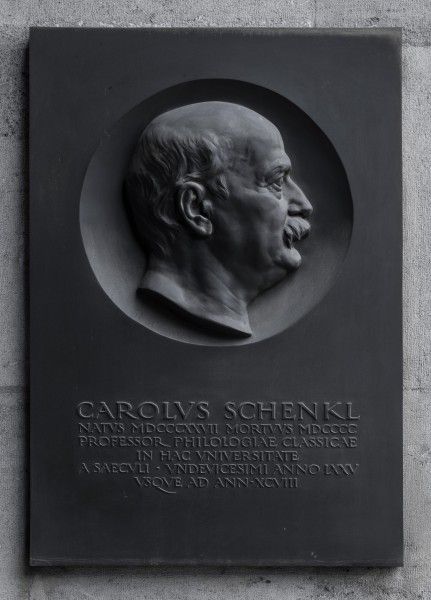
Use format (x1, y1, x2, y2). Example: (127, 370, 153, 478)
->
(30, 28, 402, 566)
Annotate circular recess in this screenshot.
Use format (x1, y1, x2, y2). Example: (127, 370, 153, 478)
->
(80, 79, 353, 346)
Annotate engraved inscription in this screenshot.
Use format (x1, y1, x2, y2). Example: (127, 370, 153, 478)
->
(75, 401, 361, 495)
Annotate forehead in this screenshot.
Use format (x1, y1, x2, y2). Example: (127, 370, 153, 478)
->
(228, 120, 290, 175)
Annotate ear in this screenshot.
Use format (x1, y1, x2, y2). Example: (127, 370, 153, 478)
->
(177, 182, 213, 238)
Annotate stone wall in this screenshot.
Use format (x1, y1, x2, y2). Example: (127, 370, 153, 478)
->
(0, 1, 429, 598)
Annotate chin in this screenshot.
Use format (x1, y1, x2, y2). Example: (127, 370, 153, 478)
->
(261, 246, 303, 292)
(281, 247, 302, 271)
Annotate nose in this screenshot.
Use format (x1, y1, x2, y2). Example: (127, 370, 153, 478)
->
(287, 179, 313, 217)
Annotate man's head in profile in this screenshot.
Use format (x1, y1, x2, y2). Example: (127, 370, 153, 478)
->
(125, 101, 312, 337)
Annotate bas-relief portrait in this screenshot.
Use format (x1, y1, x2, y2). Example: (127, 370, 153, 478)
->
(125, 102, 312, 337)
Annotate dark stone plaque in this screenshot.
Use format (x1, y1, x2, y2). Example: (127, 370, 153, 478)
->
(30, 27, 402, 566)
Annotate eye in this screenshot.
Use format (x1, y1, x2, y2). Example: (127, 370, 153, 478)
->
(269, 174, 286, 192)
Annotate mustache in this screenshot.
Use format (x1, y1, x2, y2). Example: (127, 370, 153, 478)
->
(283, 216, 311, 248)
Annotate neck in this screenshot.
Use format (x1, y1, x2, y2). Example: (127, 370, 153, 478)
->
(139, 246, 253, 337)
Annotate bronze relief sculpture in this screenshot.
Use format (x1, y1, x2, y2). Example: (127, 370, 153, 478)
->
(126, 102, 312, 337)
(30, 28, 401, 567)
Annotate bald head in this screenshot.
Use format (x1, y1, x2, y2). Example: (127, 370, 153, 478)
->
(148, 102, 282, 167)
(125, 102, 284, 257)
(126, 102, 279, 257)
(150, 101, 278, 138)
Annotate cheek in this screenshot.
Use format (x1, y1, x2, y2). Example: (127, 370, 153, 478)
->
(245, 205, 287, 265)
(215, 184, 287, 248)
(255, 195, 287, 239)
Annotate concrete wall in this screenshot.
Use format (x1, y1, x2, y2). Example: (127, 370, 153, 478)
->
(0, 1, 429, 598)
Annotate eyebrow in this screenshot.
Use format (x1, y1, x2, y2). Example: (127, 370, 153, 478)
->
(265, 160, 291, 180)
